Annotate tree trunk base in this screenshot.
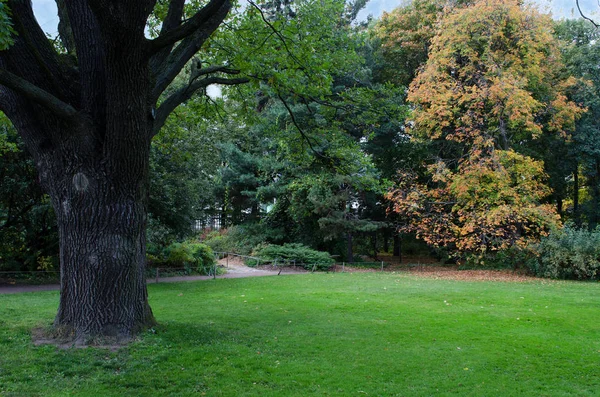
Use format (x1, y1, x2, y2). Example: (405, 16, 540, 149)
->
(34, 315, 157, 348)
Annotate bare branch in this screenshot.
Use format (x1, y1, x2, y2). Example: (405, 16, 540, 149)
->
(191, 64, 243, 78)
(577, 0, 599, 27)
(0, 68, 78, 119)
(151, 0, 232, 102)
(276, 93, 329, 160)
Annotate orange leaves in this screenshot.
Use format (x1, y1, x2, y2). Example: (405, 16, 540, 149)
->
(406, 0, 582, 146)
(387, 150, 561, 255)
(383, 0, 578, 258)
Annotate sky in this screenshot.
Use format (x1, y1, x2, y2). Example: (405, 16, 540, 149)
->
(31, 0, 599, 37)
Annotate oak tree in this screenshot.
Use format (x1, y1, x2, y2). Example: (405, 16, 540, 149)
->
(0, 0, 351, 341)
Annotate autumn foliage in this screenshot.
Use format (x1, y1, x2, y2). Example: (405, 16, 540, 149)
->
(386, 0, 581, 258)
(387, 150, 561, 254)
(407, 0, 582, 147)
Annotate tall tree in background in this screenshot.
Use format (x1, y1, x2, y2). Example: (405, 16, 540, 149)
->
(373, 0, 473, 87)
(0, 0, 354, 341)
(554, 19, 600, 227)
(387, 0, 581, 258)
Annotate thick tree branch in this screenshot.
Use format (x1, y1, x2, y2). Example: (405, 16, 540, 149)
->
(151, 0, 232, 102)
(6, 0, 73, 98)
(148, 0, 229, 52)
(62, 0, 105, 118)
(56, 0, 76, 55)
(149, 0, 186, 72)
(162, 0, 186, 33)
(153, 73, 248, 135)
(0, 68, 78, 119)
(191, 63, 242, 78)
(86, 0, 156, 33)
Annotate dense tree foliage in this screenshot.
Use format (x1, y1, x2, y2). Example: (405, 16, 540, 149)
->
(386, 0, 581, 259)
(554, 19, 600, 227)
(0, 114, 57, 271)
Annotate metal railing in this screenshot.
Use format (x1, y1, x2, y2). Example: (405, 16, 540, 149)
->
(0, 255, 425, 286)
(213, 252, 399, 273)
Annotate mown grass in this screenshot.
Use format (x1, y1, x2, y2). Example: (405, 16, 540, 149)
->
(0, 273, 599, 396)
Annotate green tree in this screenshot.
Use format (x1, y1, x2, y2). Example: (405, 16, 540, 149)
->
(0, 0, 15, 50)
(554, 19, 600, 227)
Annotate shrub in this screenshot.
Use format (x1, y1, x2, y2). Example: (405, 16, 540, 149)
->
(151, 242, 216, 275)
(252, 243, 334, 271)
(461, 246, 537, 270)
(531, 226, 600, 280)
(146, 215, 176, 258)
(202, 226, 254, 255)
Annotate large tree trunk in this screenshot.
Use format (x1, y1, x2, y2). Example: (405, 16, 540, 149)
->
(573, 164, 579, 226)
(383, 228, 389, 253)
(592, 160, 600, 229)
(393, 234, 401, 258)
(29, 100, 157, 341)
(3, 37, 157, 341)
(346, 232, 353, 263)
(371, 232, 378, 260)
(51, 164, 155, 340)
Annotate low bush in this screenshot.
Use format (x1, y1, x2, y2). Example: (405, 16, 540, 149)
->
(530, 226, 600, 280)
(149, 241, 216, 275)
(251, 243, 334, 270)
(461, 246, 537, 270)
(202, 225, 266, 255)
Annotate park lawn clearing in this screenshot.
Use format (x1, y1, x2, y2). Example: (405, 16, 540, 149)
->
(0, 272, 599, 396)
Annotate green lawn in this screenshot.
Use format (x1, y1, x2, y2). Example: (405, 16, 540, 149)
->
(0, 273, 599, 396)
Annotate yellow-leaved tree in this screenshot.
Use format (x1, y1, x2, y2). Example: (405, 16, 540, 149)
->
(387, 0, 583, 261)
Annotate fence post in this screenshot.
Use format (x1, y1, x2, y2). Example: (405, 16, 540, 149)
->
(226, 254, 229, 268)
(381, 261, 384, 272)
(155, 268, 159, 283)
(342, 262, 345, 272)
(213, 262, 217, 279)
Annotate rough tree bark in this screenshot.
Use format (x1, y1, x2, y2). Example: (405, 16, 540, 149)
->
(346, 232, 353, 263)
(0, 0, 246, 341)
(393, 234, 401, 259)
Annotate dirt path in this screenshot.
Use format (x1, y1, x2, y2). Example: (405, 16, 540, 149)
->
(0, 260, 542, 295)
